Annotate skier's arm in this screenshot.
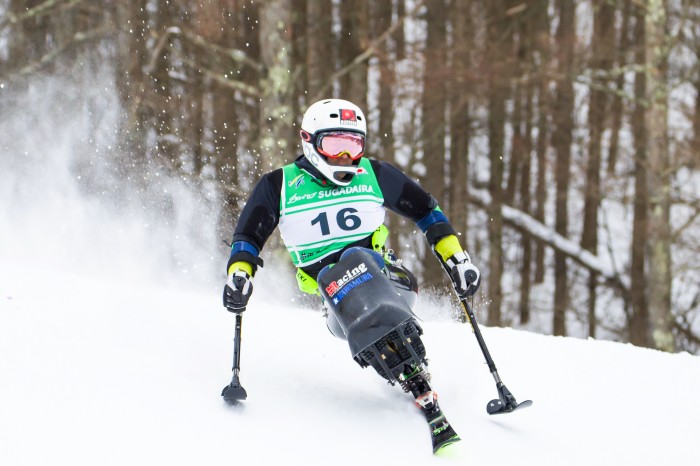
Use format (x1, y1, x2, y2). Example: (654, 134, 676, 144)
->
(372, 160, 480, 296)
(223, 169, 282, 312)
(225, 168, 283, 274)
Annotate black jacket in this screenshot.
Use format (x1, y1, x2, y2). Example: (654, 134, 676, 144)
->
(230, 155, 452, 278)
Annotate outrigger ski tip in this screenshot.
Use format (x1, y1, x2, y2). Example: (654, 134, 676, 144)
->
(221, 384, 247, 403)
(487, 398, 533, 415)
(222, 374, 247, 403)
(485, 382, 532, 415)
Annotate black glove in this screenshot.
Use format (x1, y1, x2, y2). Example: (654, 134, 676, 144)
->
(445, 251, 481, 298)
(223, 271, 254, 312)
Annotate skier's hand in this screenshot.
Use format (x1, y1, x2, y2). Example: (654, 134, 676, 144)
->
(445, 251, 480, 298)
(223, 270, 254, 312)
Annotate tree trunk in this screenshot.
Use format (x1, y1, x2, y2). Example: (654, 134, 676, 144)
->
(582, 0, 614, 338)
(519, 14, 535, 325)
(395, 0, 406, 60)
(505, 81, 524, 206)
(552, 0, 575, 336)
(420, 0, 449, 290)
(209, 0, 242, 248)
(533, 1, 550, 284)
(644, 0, 674, 352)
(6, 0, 50, 71)
(291, 0, 308, 130)
(486, 0, 509, 326)
(152, 1, 179, 172)
(258, 0, 293, 172)
(506, 12, 526, 207)
(607, 0, 631, 176)
(448, 0, 472, 246)
(240, 2, 261, 177)
(338, 0, 369, 109)
(374, 0, 401, 257)
(113, 0, 150, 161)
(629, 4, 650, 348)
(694, 70, 700, 159)
(306, 0, 332, 99)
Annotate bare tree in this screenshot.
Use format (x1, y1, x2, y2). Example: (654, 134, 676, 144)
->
(113, 0, 150, 159)
(258, 0, 294, 172)
(533, 0, 551, 285)
(644, 0, 674, 351)
(420, 0, 449, 289)
(447, 0, 472, 244)
(291, 0, 308, 123)
(515, 3, 537, 325)
(306, 0, 332, 99)
(205, 0, 246, 246)
(582, 0, 615, 338)
(373, 0, 404, 258)
(552, 0, 575, 336)
(629, 5, 651, 348)
(607, 0, 632, 176)
(339, 0, 369, 109)
(485, 0, 509, 326)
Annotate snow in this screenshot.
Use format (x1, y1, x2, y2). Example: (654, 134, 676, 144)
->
(3, 71, 700, 466)
(2, 263, 700, 465)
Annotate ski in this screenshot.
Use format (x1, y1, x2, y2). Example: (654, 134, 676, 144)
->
(419, 395, 461, 453)
(400, 368, 461, 454)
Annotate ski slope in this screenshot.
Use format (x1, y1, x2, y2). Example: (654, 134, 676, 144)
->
(1, 262, 699, 466)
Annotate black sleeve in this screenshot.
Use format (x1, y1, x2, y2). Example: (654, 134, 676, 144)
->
(370, 159, 437, 221)
(371, 159, 456, 246)
(230, 168, 283, 252)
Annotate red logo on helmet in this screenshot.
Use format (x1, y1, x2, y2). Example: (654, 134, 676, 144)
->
(340, 109, 357, 125)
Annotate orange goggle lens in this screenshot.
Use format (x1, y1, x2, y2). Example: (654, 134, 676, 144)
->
(316, 132, 365, 159)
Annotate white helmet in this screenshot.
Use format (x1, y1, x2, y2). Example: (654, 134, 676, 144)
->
(300, 99, 367, 186)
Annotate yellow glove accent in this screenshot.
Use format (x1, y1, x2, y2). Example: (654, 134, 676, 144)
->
(296, 268, 320, 295)
(228, 261, 253, 276)
(371, 224, 389, 252)
(434, 235, 464, 262)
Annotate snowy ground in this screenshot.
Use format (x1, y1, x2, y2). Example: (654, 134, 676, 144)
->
(2, 261, 700, 466)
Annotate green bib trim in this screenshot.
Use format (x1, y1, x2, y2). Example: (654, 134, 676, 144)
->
(279, 159, 385, 267)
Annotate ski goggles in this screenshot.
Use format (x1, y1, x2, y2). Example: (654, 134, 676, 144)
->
(300, 130, 365, 160)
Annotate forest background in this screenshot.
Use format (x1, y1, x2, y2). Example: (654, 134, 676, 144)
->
(1, 0, 699, 354)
